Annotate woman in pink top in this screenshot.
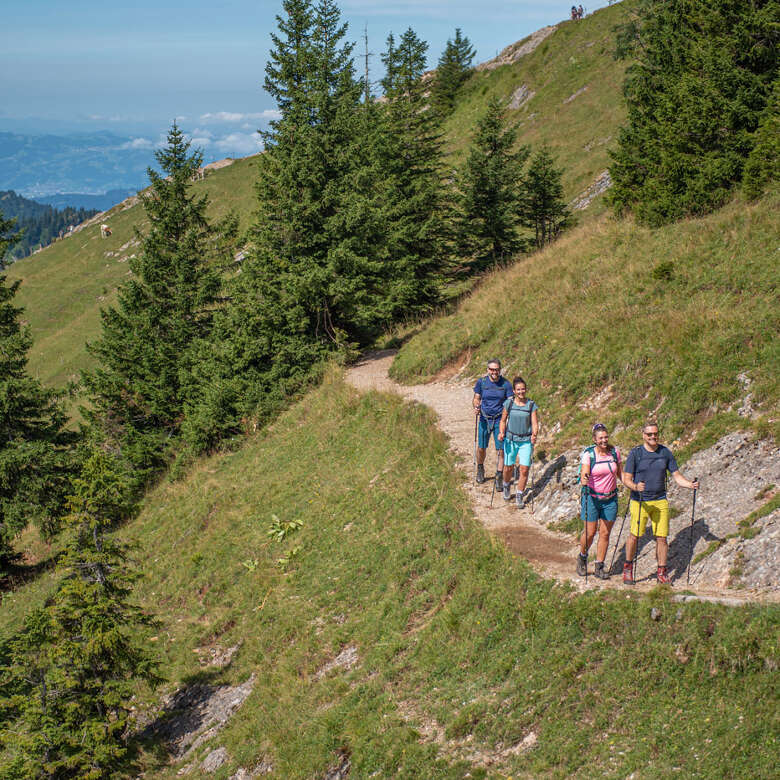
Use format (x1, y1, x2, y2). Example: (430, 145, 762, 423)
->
(577, 423, 623, 580)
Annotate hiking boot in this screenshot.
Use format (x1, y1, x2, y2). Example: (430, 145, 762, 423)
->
(476, 464, 485, 483)
(656, 566, 671, 584)
(576, 553, 587, 576)
(623, 562, 635, 586)
(594, 561, 610, 580)
(516, 490, 525, 509)
(503, 484, 511, 501)
(495, 472, 503, 491)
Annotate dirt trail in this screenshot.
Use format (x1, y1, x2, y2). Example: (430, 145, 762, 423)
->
(346, 351, 777, 604)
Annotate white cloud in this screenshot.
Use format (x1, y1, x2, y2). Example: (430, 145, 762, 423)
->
(213, 132, 264, 155)
(119, 137, 155, 150)
(190, 136, 213, 147)
(199, 110, 281, 123)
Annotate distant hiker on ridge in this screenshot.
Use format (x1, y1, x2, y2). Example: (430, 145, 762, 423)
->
(621, 421, 699, 585)
(577, 423, 622, 579)
(498, 377, 538, 508)
(473, 359, 513, 489)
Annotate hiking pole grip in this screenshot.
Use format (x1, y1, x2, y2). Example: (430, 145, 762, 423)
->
(687, 477, 698, 585)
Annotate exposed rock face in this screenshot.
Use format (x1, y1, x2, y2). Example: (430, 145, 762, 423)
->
(142, 674, 255, 759)
(570, 170, 612, 211)
(508, 84, 536, 110)
(476, 26, 557, 71)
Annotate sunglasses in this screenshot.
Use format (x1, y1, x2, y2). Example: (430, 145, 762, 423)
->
(644, 432, 659, 438)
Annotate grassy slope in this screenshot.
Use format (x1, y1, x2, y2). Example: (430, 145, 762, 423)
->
(2, 373, 777, 778)
(445, 2, 630, 213)
(391, 189, 780, 452)
(4, 155, 257, 389)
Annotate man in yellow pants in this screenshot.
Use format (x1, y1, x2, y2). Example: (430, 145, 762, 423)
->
(621, 421, 699, 585)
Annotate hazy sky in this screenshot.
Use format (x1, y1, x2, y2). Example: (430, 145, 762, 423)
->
(2, 0, 613, 154)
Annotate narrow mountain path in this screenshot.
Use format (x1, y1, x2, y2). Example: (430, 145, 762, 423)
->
(346, 351, 778, 604)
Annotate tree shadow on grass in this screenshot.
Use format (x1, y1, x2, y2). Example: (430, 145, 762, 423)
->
(0, 551, 60, 594)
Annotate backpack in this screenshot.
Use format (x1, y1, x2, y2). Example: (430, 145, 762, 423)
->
(505, 399, 535, 441)
(577, 444, 619, 498)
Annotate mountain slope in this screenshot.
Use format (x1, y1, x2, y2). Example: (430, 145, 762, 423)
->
(3, 372, 777, 778)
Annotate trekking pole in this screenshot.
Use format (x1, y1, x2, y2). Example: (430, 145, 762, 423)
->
(686, 477, 698, 585)
(634, 490, 643, 585)
(582, 486, 589, 585)
(529, 459, 535, 515)
(489, 417, 499, 509)
(609, 495, 630, 575)
(473, 414, 478, 485)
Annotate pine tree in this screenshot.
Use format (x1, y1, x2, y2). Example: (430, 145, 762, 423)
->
(0, 212, 74, 564)
(82, 124, 225, 476)
(457, 97, 529, 269)
(0, 450, 159, 778)
(374, 27, 447, 320)
(609, 0, 778, 225)
(432, 28, 476, 114)
(520, 146, 571, 250)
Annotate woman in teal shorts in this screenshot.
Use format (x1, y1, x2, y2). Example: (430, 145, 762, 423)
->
(498, 377, 538, 508)
(578, 423, 623, 580)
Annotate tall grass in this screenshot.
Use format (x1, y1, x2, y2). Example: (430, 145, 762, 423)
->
(391, 190, 780, 449)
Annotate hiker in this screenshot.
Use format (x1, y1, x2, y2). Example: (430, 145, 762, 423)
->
(621, 421, 699, 585)
(473, 359, 513, 488)
(571, 5, 578, 20)
(498, 377, 538, 507)
(578, 5, 584, 19)
(577, 423, 622, 579)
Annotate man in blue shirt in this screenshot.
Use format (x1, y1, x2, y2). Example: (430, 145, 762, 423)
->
(472, 359, 513, 488)
(621, 421, 699, 585)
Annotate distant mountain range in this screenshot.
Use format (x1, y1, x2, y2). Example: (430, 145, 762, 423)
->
(0, 130, 152, 200)
(34, 189, 138, 211)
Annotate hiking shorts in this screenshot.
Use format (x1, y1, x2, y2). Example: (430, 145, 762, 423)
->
(478, 416, 502, 450)
(504, 439, 533, 467)
(630, 499, 669, 538)
(581, 492, 618, 524)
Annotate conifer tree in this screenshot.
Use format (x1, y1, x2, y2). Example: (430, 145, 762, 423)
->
(374, 27, 447, 319)
(609, 0, 778, 224)
(520, 146, 571, 249)
(0, 212, 74, 564)
(0, 450, 159, 778)
(457, 97, 529, 269)
(432, 28, 476, 114)
(82, 124, 224, 476)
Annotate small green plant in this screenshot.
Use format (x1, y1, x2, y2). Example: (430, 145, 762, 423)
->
(692, 538, 727, 565)
(277, 546, 301, 571)
(753, 484, 775, 502)
(242, 558, 259, 572)
(267, 514, 303, 542)
(651, 260, 674, 281)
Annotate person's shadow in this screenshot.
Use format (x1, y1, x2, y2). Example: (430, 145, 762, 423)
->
(668, 518, 720, 585)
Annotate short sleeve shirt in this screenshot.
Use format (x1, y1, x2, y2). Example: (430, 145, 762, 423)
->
(581, 447, 621, 496)
(473, 375, 513, 418)
(624, 445, 678, 501)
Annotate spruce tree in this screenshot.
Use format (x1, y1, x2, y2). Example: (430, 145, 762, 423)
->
(432, 28, 476, 114)
(82, 124, 224, 476)
(374, 27, 447, 320)
(457, 97, 529, 269)
(520, 146, 571, 250)
(0, 450, 159, 778)
(0, 212, 74, 564)
(609, 0, 778, 224)
(206, 0, 390, 431)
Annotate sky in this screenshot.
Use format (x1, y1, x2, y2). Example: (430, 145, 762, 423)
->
(1, 0, 614, 159)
